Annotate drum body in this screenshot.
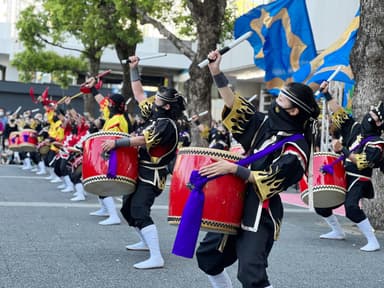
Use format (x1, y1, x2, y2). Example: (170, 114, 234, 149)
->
(168, 147, 246, 235)
(8, 131, 21, 152)
(82, 131, 138, 197)
(299, 152, 347, 208)
(19, 129, 38, 152)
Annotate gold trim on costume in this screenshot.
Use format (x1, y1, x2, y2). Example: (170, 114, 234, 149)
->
(331, 108, 350, 130)
(252, 167, 284, 201)
(222, 95, 255, 135)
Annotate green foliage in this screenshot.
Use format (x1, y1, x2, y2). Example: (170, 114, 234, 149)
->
(11, 50, 87, 87)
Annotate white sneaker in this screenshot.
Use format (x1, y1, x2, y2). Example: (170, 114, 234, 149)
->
(320, 231, 345, 240)
(89, 209, 109, 217)
(70, 194, 85, 201)
(126, 242, 149, 251)
(36, 170, 46, 175)
(50, 177, 62, 183)
(133, 257, 164, 269)
(45, 175, 54, 180)
(98, 216, 121, 225)
(57, 183, 66, 189)
(61, 186, 74, 193)
(360, 242, 380, 252)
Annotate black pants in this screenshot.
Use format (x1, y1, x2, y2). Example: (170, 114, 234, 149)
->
(196, 210, 275, 288)
(44, 150, 56, 167)
(315, 180, 369, 223)
(69, 168, 82, 184)
(120, 180, 162, 229)
(54, 158, 70, 177)
(30, 151, 41, 165)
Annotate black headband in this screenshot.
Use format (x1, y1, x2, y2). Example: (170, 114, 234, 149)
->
(280, 88, 313, 115)
(156, 91, 179, 103)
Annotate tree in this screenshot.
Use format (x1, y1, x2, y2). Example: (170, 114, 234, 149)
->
(16, 2, 115, 115)
(133, 0, 234, 145)
(350, 0, 384, 229)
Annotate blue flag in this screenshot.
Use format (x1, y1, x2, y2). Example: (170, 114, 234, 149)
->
(234, 0, 316, 93)
(292, 10, 360, 85)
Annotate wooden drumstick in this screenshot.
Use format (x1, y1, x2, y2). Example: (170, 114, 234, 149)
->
(57, 92, 83, 104)
(198, 31, 253, 68)
(122, 53, 167, 64)
(188, 110, 209, 121)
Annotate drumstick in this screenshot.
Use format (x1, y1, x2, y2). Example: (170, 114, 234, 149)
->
(122, 53, 167, 63)
(315, 66, 342, 96)
(198, 31, 253, 68)
(188, 110, 209, 121)
(125, 97, 132, 105)
(80, 69, 112, 87)
(31, 108, 40, 113)
(57, 92, 83, 104)
(12, 106, 22, 116)
(248, 94, 258, 103)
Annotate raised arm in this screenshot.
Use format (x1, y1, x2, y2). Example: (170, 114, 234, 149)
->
(319, 81, 342, 113)
(207, 50, 235, 108)
(129, 56, 146, 104)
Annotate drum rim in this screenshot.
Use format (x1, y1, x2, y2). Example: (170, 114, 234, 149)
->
(178, 146, 244, 161)
(85, 130, 131, 141)
(313, 151, 341, 157)
(168, 216, 238, 235)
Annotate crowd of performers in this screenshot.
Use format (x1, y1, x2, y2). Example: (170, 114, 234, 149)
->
(1, 52, 384, 287)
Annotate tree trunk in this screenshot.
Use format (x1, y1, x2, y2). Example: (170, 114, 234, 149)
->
(83, 53, 101, 117)
(350, 0, 384, 229)
(115, 40, 137, 114)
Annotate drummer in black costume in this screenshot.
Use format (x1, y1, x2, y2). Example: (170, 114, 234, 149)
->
(314, 81, 384, 252)
(101, 55, 187, 269)
(195, 50, 320, 288)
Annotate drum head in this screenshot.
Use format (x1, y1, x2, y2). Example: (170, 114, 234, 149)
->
(83, 176, 136, 197)
(301, 187, 346, 208)
(19, 144, 37, 152)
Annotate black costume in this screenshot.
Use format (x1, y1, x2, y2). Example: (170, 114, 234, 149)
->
(197, 84, 319, 287)
(315, 107, 384, 222)
(120, 96, 178, 229)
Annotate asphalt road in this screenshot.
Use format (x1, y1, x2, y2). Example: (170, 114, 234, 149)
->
(0, 164, 383, 288)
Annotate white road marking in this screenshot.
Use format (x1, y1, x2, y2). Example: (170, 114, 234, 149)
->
(0, 175, 48, 179)
(0, 201, 169, 209)
(0, 201, 307, 212)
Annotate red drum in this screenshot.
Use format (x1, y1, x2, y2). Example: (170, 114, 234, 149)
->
(82, 131, 138, 197)
(168, 147, 246, 235)
(8, 131, 21, 152)
(299, 152, 347, 208)
(19, 129, 38, 152)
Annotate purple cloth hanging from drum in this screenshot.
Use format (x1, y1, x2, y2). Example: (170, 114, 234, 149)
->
(107, 149, 118, 178)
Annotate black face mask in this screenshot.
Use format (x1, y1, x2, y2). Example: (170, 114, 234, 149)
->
(88, 123, 99, 133)
(151, 103, 170, 119)
(268, 100, 303, 133)
(361, 114, 381, 137)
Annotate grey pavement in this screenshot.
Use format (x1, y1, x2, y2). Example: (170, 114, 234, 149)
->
(0, 164, 383, 288)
